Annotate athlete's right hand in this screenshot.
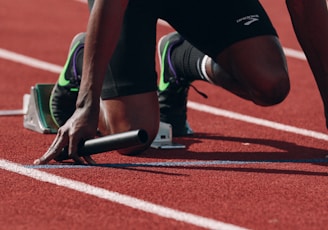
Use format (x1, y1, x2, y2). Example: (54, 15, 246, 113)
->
(33, 106, 99, 165)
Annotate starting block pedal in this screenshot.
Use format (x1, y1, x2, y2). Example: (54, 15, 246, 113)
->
(23, 83, 185, 149)
(23, 84, 58, 134)
(151, 122, 185, 149)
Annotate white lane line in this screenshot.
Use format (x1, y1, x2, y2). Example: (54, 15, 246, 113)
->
(0, 159, 247, 230)
(187, 102, 328, 141)
(0, 48, 62, 74)
(26, 158, 328, 169)
(283, 47, 306, 61)
(0, 48, 327, 141)
(0, 109, 24, 116)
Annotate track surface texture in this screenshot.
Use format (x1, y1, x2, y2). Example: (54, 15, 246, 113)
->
(0, 0, 327, 229)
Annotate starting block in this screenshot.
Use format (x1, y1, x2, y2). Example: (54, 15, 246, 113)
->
(23, 83, 185, 149)
(23, 84, 58, 134)
(151, 122, 185, 149)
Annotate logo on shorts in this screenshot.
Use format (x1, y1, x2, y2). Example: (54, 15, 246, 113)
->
(236, 14, 260, 26)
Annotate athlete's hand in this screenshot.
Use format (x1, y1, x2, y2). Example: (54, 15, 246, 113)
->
(33, 107, 99, 165)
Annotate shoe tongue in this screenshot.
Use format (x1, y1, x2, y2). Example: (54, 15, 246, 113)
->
(72, 44, 84, 81)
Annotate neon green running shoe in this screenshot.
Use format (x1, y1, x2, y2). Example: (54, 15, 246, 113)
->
(157, 32, 194, 137)
(50, 32, 85, 127)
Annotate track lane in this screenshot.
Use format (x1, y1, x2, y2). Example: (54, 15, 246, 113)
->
(0, 0, 327, 229)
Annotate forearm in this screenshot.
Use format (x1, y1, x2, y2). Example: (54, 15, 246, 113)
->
(286, 0, 328, 127)
(77, 0, 128, 108)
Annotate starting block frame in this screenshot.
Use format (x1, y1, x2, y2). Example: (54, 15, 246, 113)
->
(23, 83, 185, 149)
(23, 84, 58, 134)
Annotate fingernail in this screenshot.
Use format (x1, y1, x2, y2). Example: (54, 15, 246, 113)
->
(33, 159, 40, 165)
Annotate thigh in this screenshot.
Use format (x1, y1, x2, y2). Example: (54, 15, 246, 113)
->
(100, 0, 159, 99)
(218, 35, 288, 96)
(161, 0, 278, 59)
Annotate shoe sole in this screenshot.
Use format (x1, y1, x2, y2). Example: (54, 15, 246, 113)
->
(49, 32, 86, 127)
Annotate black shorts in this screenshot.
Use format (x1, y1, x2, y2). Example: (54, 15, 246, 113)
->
(89, 0, 278, 99)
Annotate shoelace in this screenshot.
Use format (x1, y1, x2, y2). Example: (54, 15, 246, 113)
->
(190, 84, 208, 99)
(169, 75, 208, 99)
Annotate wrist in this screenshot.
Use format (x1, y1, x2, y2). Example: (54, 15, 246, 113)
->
(76, 90, 100, 111)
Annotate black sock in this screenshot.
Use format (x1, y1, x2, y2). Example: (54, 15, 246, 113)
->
(170, 40, 207, 82)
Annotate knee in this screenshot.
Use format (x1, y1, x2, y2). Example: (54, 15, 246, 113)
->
(285, 0, 296, 6)
(100, 115, 159, 155)
(252, 73, 290, 106)
(99, 92, 160, 155)
(114, 113, 159, 156)
(285, 0, 304, 14)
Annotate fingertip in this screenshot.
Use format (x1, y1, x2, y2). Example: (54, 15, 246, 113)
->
(33, 159, 41, 165)
(70, 154, 84, 165)
(84, 156, 96, 165)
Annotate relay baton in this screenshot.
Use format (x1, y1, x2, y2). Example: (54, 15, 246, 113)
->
(55, 129, 148, 161)
(79, 129, 148, 156)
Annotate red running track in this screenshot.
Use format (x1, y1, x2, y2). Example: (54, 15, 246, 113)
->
(0, 0, 327, 229)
